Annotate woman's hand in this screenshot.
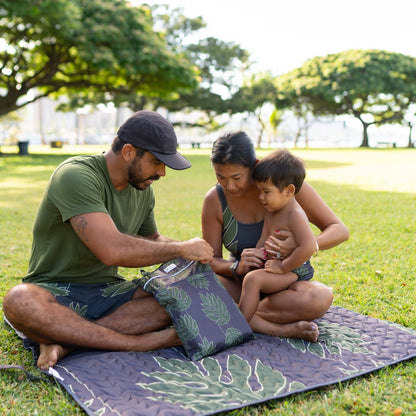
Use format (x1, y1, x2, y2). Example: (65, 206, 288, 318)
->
(238, 247, 265, 275)
(264, 230, 297, 259)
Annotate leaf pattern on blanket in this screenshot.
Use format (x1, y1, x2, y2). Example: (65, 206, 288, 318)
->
(137, 354, 296, 413)
(136, 321, 377, 413)
(287, 322, 376, 358)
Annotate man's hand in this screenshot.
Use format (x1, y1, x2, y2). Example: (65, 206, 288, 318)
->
(180, 238, 214, 264)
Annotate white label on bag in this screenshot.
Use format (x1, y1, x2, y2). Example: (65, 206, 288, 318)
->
(163, 263, 177, 273)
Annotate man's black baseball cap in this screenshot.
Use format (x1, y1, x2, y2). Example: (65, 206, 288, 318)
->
(117, 110, 191, 170)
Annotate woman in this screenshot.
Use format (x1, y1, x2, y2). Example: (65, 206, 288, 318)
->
(201, 131, 349, 341)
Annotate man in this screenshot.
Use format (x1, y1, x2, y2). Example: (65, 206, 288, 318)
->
(3, 111, 213, 370)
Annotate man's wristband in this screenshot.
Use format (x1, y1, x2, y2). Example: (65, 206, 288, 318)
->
(230, 260, 243, 278)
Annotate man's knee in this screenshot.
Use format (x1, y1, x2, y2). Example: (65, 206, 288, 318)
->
(3, 283, 55, 323)
(4, 284, 25, 316)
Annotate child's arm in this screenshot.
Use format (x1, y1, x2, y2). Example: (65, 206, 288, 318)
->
(269, 208, 316, 274)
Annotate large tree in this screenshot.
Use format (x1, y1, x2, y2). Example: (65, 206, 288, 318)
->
(230, 72, 278, 146)
(0, 0, 197, 117)
(275, 49, 416, 147)
(152, 5, 251, 131)
(56, 5, 251, 132)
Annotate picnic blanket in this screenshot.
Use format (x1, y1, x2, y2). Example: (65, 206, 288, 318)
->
(36, 306, 416, 416)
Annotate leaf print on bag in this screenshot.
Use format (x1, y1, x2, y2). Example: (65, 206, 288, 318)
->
(187, 273, 209, 289)
(140, 258, 254, 360)
(198, 263, 214, 272)
(225, 327, 244, 347)
(193, 337, 216, 361)
(175, 314, 199, 342)
(156, 286, 191, 312)
(200, 293, 231, 326)
(153, 287, 173, 306)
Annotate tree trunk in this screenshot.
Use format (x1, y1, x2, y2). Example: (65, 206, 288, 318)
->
(294, 128, 301, 147)
(407, 123, 414, 148)
(257, 128, 263, 148)
(256, 113, 265, 148)
(38, 98, 46, 145)
(359, 120, 370, 147)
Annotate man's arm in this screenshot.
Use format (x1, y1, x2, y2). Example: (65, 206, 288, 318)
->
(70, 212, 213, 267)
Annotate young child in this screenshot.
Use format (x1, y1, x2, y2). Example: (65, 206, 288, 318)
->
(238, 149, 317, 324)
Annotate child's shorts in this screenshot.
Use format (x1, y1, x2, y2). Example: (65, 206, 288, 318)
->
(292, 260, 314, 281)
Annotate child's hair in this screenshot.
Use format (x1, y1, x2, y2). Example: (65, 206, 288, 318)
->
(253, 149, 305, 193)
(210, 131, 257, 168)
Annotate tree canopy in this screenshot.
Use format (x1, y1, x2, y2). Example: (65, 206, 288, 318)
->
(275, 49, 416, 146)
(230, 72, 277, 145)
(0, 0, 198, 117)
(149, 6, 251, 131)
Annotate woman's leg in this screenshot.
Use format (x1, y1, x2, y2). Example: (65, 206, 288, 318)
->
(256, 280, 334, 324)
(217, 274, 243, 303)
(218, 274, 332, 341)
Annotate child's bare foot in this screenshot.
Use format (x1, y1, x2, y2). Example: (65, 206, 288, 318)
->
(37, 343, 72, 370)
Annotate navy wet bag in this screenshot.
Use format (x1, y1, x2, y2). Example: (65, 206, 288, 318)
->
(140, 258, 254, 360)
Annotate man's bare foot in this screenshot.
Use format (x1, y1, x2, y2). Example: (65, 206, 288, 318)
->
(37, 343, 72, 370)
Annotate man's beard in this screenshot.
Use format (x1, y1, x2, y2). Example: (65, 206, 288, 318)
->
(127, 159, 160, 190)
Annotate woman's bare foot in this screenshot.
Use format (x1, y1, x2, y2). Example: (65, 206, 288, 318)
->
(250, 315, 319, 342)
(37, 343, 72, 370)
(277, 321, 319, 342)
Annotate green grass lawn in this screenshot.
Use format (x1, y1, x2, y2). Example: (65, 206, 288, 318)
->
(1, 145, 415, 415)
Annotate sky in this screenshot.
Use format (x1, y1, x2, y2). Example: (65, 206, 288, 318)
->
(139, 0, 416, 74)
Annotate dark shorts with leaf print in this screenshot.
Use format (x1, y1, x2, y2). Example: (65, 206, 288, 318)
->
(35, 280, 142, 320)
(292, 260, 314, 281)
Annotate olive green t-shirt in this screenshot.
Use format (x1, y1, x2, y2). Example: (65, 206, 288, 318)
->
(23, 154, 157, 284)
